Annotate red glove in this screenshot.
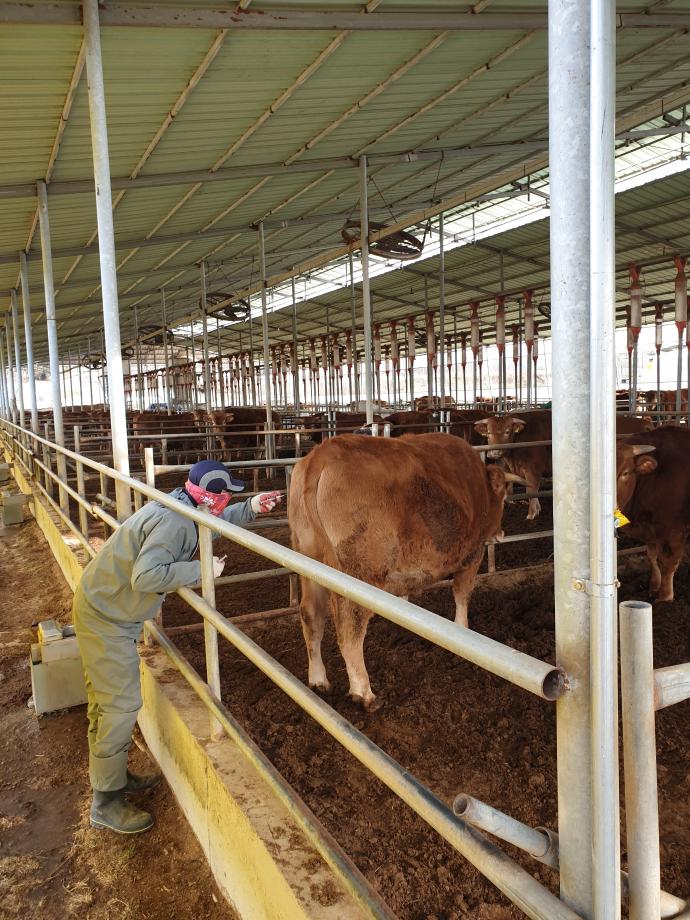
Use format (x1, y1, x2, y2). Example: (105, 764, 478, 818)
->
(250, 491, 283, 514)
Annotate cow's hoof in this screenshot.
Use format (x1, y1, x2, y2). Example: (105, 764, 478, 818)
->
(653, 591, 674, 603)
(309, 679, 332, 695)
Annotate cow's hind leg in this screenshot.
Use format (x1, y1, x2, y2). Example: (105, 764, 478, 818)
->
(647, 542, 661, 595)
(299, 578, 331, 691)
(331, 598, 377, 710)
(452, 547, 484, 628)
(656, 530, 685, 602)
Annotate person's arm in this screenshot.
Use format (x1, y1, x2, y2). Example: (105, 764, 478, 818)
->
(131, 517, 201, 593)
(220, 497, 257, 526)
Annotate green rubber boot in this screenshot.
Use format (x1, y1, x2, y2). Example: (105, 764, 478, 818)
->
(124, 770, 161, 794)
(90, 789, 154, 834)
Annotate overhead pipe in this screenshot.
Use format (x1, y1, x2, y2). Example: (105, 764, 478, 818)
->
(673, 255, 687, 416)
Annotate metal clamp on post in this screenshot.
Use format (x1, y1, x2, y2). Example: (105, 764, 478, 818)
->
(572, 578, 619, 597)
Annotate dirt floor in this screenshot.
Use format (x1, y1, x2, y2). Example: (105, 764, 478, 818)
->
(160, 494, 689, 920)
(0, 513, 234, 920)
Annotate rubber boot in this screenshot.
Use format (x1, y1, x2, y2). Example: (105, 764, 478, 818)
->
(90, 789, 154, 834)
(124, 770, 160, 794)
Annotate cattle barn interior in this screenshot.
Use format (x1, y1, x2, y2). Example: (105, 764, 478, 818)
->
(1, 3, 690, 919)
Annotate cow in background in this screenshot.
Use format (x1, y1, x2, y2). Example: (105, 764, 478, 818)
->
(289, 433, 516, 710)
(474, 410, 552, 520)
(616, 425, 690, 601)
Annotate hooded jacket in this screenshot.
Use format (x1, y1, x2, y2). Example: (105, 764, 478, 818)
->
(74, 487, 255, 630)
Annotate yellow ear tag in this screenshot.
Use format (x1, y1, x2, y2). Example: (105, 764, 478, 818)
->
(614, 508, 630, 528)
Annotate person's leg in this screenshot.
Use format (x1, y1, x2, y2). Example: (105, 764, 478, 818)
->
(75, 611, 155, 833)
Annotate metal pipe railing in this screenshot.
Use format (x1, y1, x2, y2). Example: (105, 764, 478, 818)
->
(0, 419, 565, 700)
(156, 595, 579, 920)
(654, 662, 690, 710)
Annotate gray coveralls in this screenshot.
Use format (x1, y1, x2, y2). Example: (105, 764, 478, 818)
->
(72, 487, 255, 792)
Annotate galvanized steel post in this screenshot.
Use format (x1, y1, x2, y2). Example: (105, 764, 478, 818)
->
(0, 339, 8, 419)
(359, 157, 375, 424)
(258, 223, 275, 460)
(161, 289, 172, 415)
(291, 276, 300, 414)
(590, 0, 621, 916)
(200, 262, 213, 411)
(83, 0, 131, 519)
(0, 336, 13, 422)
(36, 180, 69, 515)
(438, 212, 446, 408)
(619, 601, 660, 920)
(10, 289, 25, 427)
(5, 324, 17, 424)
(549, 0, 598, 916)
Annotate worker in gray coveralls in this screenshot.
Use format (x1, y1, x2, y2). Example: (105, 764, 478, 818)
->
(73, 459, 282, 835)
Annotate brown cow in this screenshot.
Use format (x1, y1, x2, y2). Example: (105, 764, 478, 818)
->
(474, 410, 656, 519)
(616, 426, 690, 601)
(289, 433, 511, 709)
(474, 410, 552, 520)
(643, 388, 688, 414)
(199, 407, 281, 461)
(301, 411, 383, 445)
(384, 409, 436, 436)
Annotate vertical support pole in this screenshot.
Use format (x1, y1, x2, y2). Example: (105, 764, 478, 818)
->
(144, 446, 156, 489)
(291, 276, 300, 414)
(590, 0, 621, 915)
(74, 426, 89, 539)
(247, 298, 257, 406)
(258, 223, 275, 463)
(200, 263, 213, 412)
(36, 180, 69, 516)
(619, 600, 660, 920)
(359, 156, 374, 425)
(349, 253, 359, 406)
(5, 325, 17, 424)
(134, 305, 143, 411)
(83, 0, 131, 520)
(68, 347, 75, 409)
(191, 321, 199, 408)
(438, 212, 446, 407)
(10, 291, 25, 427)
(0, 339, 9, 420)
(87, 334, 94, 407)
(162, 289, 172, 415)
(199, 519, 223, 740)
(549, 0, 621, 916)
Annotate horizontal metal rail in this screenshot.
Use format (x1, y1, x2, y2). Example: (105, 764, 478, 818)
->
(0, 419, 565, 700)
(150, 602, 579, 920)
(143, 622, 396, 920)
(654, 662, 690, 711)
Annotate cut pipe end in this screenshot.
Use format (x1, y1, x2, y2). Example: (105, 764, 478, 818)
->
(542, 667, 567, 701)
(452, 793, 470, 818)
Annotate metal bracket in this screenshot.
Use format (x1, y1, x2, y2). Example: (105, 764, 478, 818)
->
(572, 578, 620, 597)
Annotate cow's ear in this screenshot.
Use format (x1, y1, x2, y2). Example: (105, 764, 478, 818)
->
(474, 419, 490, 436)
(510, 418, 526, 433)
(635, 455, 657, 475)
(486, 464, 506, 496)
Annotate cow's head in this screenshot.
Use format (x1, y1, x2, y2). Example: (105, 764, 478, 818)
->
(616, 442, 657, 510)
(474, 416, 526, 459)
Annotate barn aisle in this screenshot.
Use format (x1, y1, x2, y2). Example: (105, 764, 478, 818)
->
(0, 512, 233, 920)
